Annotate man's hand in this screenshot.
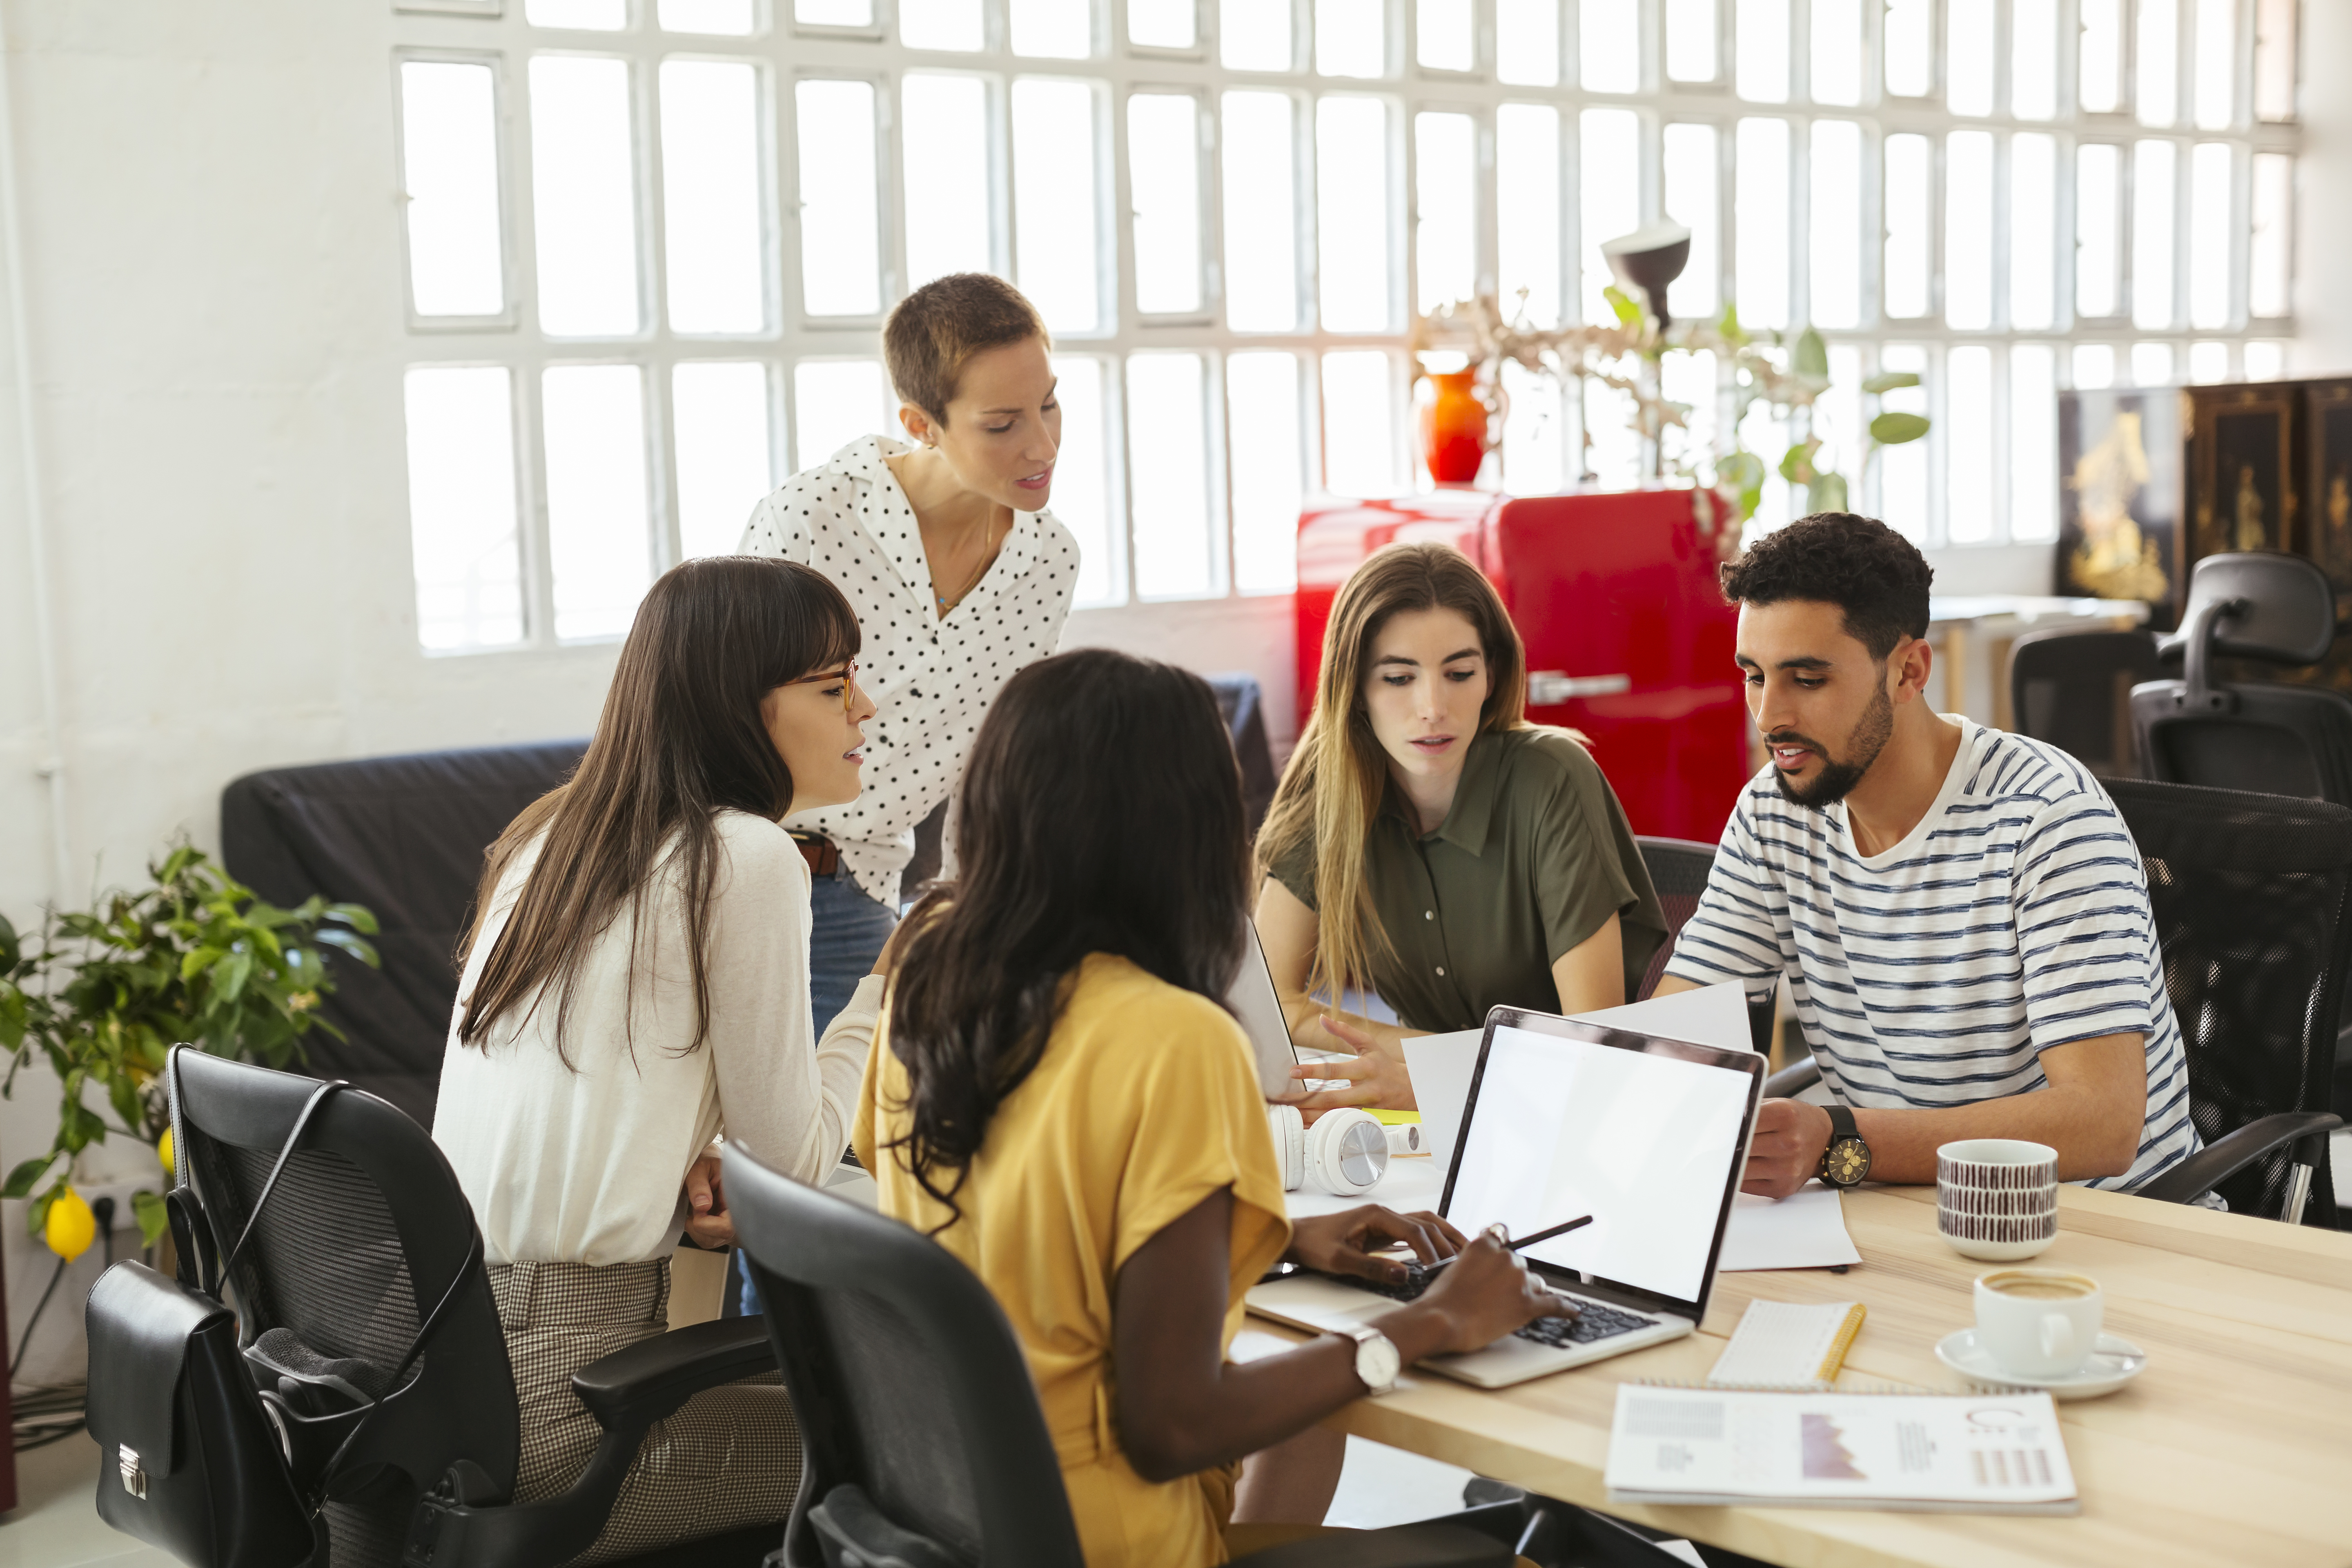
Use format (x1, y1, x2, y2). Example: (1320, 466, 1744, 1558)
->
(683, 1152, 734, 1248)
(1277, 1016, 1418, 1112)
(1285, 1206, 1464, 1285)
(1741, 1098, 1834, 1198)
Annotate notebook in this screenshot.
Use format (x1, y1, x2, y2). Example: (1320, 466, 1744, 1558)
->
(1706, 1300, 1868, 1389)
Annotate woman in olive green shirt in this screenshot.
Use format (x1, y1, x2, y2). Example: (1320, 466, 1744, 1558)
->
(1256, 543, 1668, 1111)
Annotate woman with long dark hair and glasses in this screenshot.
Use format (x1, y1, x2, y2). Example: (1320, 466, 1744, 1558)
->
(433, 555, 875, 1563)
(853, 650, 1565, 1564)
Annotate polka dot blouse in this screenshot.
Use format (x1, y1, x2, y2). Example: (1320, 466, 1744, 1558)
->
(737, 434, 1080, 907)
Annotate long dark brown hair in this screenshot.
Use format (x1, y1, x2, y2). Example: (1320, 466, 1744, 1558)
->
(457, 556, 860, 1065)
(885, 649, 1251, 1225)
(1256, 542, 1528, 1009)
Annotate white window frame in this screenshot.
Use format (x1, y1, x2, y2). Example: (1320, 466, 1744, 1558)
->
(392, 0, 2301, 654)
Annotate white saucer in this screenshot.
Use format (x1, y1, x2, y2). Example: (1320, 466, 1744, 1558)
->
(1934, 1328, 2148, 1400)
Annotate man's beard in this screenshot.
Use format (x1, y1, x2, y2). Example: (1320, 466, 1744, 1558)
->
(1770, 682, 1895, 810)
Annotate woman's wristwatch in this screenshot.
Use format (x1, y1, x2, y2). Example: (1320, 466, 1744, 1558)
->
(1818, 1104, 1872, 1188)
(1340, 1323, 1401, 1393)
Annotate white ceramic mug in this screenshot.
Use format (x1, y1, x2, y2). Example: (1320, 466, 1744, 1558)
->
(1937, 1138, 2059, 1261)
(1973, 1269, 2102, 1378)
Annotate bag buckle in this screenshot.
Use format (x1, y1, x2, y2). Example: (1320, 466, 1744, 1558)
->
(118, 1444, 148, 1499)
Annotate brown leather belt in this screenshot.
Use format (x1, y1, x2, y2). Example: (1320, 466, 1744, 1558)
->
(790, 833, 840, 877)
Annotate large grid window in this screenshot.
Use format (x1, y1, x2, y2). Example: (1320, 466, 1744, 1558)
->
(393, 0, 2301, 653)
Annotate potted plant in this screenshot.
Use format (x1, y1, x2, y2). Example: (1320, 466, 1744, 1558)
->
(0, 844, 379, 1251)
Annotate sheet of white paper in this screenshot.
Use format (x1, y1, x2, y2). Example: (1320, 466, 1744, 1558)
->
(1570, 980, 1757, 1055)
(1716, 1187, 1862, 1271)
(1399, 1029, 1483, 1169)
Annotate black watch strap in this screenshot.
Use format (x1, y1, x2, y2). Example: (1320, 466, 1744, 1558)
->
(1825, 1104, 1858, 1145)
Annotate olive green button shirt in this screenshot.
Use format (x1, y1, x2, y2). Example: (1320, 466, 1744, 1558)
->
(1269, 728, 1670, 1033)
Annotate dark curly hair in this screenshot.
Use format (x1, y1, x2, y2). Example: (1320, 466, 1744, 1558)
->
(1719, 512, 1933, 660)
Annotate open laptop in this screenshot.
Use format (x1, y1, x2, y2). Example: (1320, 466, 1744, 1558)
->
(1227, 919, 1306, 1101)
(1246, 1004, 1766, 1388)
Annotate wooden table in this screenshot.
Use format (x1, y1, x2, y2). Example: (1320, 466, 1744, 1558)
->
(1276, 1183, 2352, 1567)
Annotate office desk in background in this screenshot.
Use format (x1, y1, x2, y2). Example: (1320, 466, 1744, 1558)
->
(1263, 1182, 2352, 1568)
(1927, 596, 2151, 729)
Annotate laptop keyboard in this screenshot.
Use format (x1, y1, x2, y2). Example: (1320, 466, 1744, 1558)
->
(1325, 1262, 1657, 1347)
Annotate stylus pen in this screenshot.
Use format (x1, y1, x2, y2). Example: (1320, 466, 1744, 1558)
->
(1420, 1214, 1594, 1272)
(1501, 1214, 1594, 1251)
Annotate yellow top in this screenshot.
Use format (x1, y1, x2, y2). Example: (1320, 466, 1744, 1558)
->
(855, 953, 1293, 1568)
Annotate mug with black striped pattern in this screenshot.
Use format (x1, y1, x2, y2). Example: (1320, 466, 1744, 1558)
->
(1936, 1139, 2060, 1261)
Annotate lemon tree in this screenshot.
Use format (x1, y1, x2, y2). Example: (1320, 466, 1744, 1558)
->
(0, 845, 377, 1248)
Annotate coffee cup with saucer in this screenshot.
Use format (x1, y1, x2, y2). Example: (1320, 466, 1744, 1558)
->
(1935, 1268, 2148, 1400)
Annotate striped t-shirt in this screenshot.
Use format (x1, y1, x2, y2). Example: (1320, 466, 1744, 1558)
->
(1663, 718, 2199, 1192)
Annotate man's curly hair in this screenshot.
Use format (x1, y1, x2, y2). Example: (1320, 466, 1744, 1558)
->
(1719, 512, 1933, 662)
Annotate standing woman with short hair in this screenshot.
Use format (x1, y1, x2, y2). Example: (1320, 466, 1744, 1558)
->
(434, 555, 877, 1562)
(738, 273, 1081, 1039)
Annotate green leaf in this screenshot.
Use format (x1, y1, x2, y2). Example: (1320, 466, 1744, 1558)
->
(314, 929, 381, 969)
(0, 911, 18, 973)
(1777, 439, 1821, 486)
(180, 947, 223, 982)
(4, 1154, 56, 1199)
(1870, 411, 1931, 445)
(217, 950, 254, 1005)
(132, 1189, 171, 1248)
(1602, 285, 1642, 326)
(1862, 371, 1921, 395)
(325, 903, 380, 936)
(1808, 472, 1851, 515)
(1717, 451, 1766, 492)
(1793, 327, 1829, 379)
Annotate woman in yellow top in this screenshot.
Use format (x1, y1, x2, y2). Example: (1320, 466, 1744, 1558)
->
(853, 649, 1565, 1566)
(1256, 543, 1669, 1111)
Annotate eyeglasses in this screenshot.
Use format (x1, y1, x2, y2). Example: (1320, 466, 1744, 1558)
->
(789, 661, 860, 713)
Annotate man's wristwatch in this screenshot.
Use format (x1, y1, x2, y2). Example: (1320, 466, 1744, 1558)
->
(1818, 1105, 1872, 1188)
(1340, 1323, 1402, 1394)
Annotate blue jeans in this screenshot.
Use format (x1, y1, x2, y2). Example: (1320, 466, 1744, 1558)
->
(728, 864, 898, 1317)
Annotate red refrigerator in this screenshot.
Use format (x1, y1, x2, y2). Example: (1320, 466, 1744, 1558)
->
(1295, 489, 1753, 845)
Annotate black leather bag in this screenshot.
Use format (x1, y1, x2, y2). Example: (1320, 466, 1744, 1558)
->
(84, 1074, 349, 1568)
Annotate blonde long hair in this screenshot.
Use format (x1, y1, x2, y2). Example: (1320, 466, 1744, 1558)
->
(1258, 543, 1528, 1009)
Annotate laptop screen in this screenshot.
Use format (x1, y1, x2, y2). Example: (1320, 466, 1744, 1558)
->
(1441, 1014, 1761, 1309)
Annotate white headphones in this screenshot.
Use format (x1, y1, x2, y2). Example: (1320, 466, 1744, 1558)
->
(1267, 1105, 1391, 1196)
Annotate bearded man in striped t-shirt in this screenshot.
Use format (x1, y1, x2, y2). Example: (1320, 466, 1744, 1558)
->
(1655, 512, 2201, 1199)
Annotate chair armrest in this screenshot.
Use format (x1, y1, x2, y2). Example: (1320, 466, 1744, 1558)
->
(1764, 1058, 1822, 1099)
(570, 1314, 775, 1434)
(2133, 1113, 2343, 1206)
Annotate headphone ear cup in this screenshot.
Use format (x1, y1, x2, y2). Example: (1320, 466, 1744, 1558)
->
(1304, 1108, 1390, 1197)
(1266, 1105, 1305, 1192)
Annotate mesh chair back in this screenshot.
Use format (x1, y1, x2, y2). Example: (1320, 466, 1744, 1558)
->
(2007, 628, 2158, 780)
(2105, 780, 2352, 1223)
(172, 1051, 518, 1566)
(1633, 837, 1715, 1001)
(724, 1145, 1085, 1568)
(1635, 836, 1777, 1053)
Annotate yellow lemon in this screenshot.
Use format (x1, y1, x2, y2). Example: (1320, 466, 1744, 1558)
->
(45, 1186, 96, 1263)
(157, 1127, 175, 1177)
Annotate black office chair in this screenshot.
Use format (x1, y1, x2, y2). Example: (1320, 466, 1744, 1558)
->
(164, 1049, 784, 1568)
(2105, 780, 2346, 1227)
(2007, 626, 2158, 780)
(1634, 836, 1777, 1056)
(724, 1143, 1525, 1568)
(2129, 552, 2352, 804)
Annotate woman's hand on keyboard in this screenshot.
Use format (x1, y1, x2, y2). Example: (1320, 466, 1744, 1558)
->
(1285, 1206, 1464, 1285)
(1390, 1230, 1577, 1356)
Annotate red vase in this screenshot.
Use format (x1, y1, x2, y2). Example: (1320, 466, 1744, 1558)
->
(1418, 370, 1488, 485)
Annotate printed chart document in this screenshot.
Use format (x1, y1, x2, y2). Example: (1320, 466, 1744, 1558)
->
(1606, 1386, 2078, 1514)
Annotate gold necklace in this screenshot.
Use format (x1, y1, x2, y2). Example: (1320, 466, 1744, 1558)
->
(933, 512, 1005, 615)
